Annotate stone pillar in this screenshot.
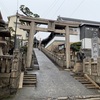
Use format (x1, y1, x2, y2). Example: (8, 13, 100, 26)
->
(65, 25, 70, 69)
(39, 38, 41, 50)
(10, 49, 20, 93)
(26, 21, 35, 68)
(0, 37, 4, 55)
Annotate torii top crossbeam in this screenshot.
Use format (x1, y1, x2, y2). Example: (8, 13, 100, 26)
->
(19, 16, 80, 34)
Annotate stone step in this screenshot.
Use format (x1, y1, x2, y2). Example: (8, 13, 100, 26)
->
(24, 75, 36, 78)
(77, 78, 89, 81)
(79, 81, 91, 84)
(73, 74, 100, 89)
(24, 74, 36, 77)
(24, 75, 36, 77)
(24, 77, 36, 79)
(58, 97, 68, 100)
(23, 84, 36, 87)
(23, 74, 37, 87)
(23, 81, 36, 83)
(24, 74, 36, 75)
(24, 79, 36, 81)
(33, 65, 39, 70)
(84, 84, 95, 87)
(86, 86, 98, 89)
(74, 77, 86, 79)
(26, 67, 34, 71)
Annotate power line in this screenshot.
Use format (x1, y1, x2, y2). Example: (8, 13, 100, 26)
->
(41, 0, 58, 16)
(51, 0, 67, 18)
(42, 0, 60, 17)
(69, 0, 85, 17)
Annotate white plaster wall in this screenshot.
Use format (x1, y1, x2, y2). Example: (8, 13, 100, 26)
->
(45, 36, 65, 48)
(81, 38, 92, 49)
(8, 16, 27, 40)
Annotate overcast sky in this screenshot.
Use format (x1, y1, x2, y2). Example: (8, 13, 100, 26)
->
(0, 0, 100, 39)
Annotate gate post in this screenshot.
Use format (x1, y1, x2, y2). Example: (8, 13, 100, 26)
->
(26, 21, 35, 68)
(65, 25, 70, 68)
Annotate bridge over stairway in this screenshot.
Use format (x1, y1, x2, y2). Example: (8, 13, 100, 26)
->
(4, 48, 99, 100)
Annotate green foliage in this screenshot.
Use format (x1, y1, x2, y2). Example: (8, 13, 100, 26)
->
(9, 27, 15, 32)
(20, 45, 27, 54)
(70, 42, 81, 52)
(20, 5, 40, 18)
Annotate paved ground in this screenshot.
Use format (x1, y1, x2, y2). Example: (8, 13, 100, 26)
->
(4, 48, 99, 100)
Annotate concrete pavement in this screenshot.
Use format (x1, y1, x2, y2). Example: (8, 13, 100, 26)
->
(4, 48, 98, 100)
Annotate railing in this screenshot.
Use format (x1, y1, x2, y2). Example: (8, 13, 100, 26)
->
(0, 49, 22, 94)
(83, 58, 100, 76)
(0, 55, 13, 73)
(0, 55, 13, 88)
(41, 47, 66, 68)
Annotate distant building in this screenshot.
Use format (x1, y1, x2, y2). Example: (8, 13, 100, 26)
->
(8, 14, 28, 45)
(42, 17, 100, 57)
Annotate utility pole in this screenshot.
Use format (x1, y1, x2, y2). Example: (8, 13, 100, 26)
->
(14, 11, 18, 49)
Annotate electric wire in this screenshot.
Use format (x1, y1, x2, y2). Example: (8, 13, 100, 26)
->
(41, 0, 58, 16)
(42, 0, 60, 17)
(69, 0, 85, 17)
(51, 0, 66, 18)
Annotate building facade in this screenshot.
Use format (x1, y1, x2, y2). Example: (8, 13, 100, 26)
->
(8, 14, 28, 46)
(57, 17, 100, 57)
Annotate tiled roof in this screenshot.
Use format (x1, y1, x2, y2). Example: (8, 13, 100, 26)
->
(57, 16, 100, 26)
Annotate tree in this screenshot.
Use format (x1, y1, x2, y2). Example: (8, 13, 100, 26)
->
(9, 27, 15, 32)
(70, 42, 81, 52)
(20, 5, 40, 18)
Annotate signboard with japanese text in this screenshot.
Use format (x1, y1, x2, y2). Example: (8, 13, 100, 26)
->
(92, 32, 99, 61)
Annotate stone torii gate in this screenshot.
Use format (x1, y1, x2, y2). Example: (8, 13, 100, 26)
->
(19, 16, 80, 69)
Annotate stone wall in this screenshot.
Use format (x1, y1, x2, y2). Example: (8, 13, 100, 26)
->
(83, 58, 100, 84)
(0, 49, 22, 98)
(41, 47, 66, 68)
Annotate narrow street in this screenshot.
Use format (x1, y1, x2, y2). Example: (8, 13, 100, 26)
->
(4, 48, 98, 100)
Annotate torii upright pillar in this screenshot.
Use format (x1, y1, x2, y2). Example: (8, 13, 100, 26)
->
(26, 21, 35, 68)
(65, 25, 70, 69)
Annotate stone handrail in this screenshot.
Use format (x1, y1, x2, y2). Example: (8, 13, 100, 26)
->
(0, 50, 22, 94)
(41, 47, 66, 68)
(0, 55, 13, 73)
(83, 58, 100, 76)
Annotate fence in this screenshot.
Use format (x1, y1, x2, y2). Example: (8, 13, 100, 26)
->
(83, 58, 100, 76)
(0, 49, 22, 94)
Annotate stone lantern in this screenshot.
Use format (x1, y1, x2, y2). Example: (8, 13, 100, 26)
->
(0, 12, 11, 55)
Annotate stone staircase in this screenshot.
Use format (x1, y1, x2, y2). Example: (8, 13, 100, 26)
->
(23, 74, 37, 87)
(72, 73, 100, 89)
(26, 50, 39, 71)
